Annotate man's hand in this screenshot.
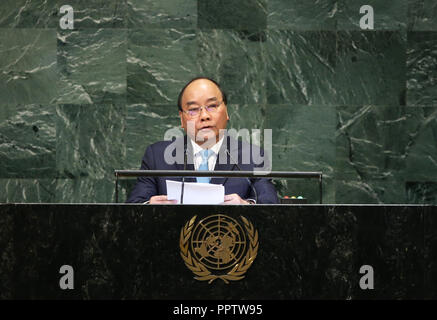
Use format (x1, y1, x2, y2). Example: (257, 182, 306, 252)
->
(149, 195, 177, 204)
(222, 193, 249, 205)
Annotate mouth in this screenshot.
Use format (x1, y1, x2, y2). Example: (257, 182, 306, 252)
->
(199, 125, 214, 131)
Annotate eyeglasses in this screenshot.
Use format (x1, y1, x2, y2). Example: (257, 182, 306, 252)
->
(182, 101, 223, 118)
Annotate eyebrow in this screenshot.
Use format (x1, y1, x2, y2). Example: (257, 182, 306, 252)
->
(185, 97, 218, 107)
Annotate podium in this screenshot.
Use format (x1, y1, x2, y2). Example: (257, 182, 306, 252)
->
(114, 169, 323, 203)
(0, 203, 435, 299)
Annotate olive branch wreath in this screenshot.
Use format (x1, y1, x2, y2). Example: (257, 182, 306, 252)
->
(179, 215, 259, 284)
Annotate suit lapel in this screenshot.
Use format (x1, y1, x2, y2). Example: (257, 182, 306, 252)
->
(210, 135, 238, 185)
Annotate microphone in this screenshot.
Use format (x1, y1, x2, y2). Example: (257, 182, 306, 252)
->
(225, 149, 258, 204)
(180, 140, 187, 204)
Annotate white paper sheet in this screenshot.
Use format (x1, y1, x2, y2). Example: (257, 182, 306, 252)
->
(166, 180, 225, 204)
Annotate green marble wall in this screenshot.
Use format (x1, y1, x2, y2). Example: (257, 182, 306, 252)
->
(0, 1, 436, 204)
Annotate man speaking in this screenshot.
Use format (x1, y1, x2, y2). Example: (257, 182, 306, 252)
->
(126, 77, 278, 204)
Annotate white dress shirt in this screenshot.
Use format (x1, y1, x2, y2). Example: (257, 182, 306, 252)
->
(190, 136, 224, 171)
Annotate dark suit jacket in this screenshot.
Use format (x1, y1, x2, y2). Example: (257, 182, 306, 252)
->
(126, 135, 278, 204)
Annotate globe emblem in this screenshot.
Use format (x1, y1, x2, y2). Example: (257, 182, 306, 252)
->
(190, 214, 247, 270)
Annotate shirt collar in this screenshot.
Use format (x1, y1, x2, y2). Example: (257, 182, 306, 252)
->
(190, 135, 224, 156)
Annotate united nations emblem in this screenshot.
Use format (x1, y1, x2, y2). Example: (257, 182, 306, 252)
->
(179, 214, 259, 284)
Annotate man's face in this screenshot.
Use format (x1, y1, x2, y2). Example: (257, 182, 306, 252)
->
(179, 79, 229, 147)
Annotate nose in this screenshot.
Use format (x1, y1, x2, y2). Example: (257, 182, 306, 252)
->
(199, 106, 211, 121)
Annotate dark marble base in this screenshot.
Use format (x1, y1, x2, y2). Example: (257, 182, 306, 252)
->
(0, 204, 434, 299)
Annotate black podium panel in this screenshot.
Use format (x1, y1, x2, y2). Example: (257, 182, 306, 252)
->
(0, 204, 435, 299)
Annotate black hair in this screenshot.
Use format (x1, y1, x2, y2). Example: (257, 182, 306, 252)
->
(177, 76, 228, 111)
